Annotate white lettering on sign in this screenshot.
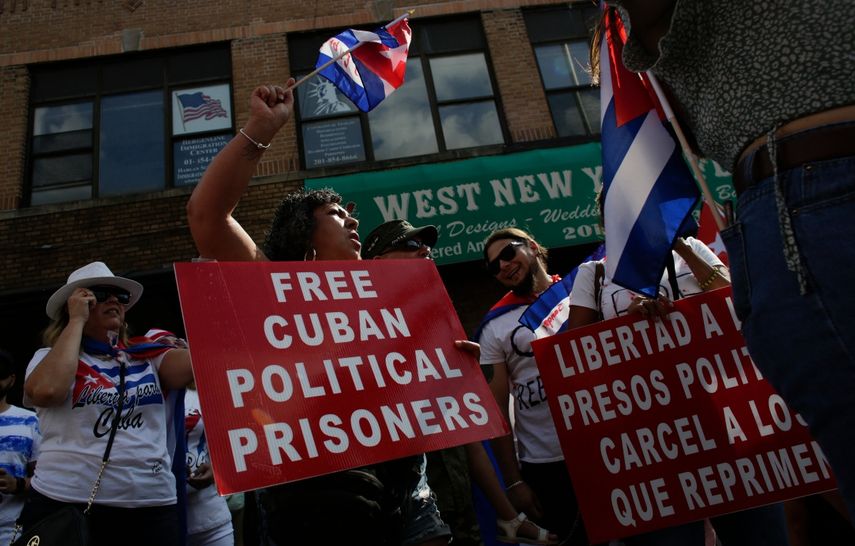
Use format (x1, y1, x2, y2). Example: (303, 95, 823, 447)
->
(373, 183, 482, 221)
(263, 308, 410, 349)
(225, 392, 489, 472)
(553, 314, 692, 377)
(226, 347, 464, 408)
(676, 441, 830, 508)
(270, 270, 377, 302)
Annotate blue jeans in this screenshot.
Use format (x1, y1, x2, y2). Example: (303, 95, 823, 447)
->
(723, 148, 855, 521)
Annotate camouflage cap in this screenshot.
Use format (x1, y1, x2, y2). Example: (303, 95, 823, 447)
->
(361, 219, 439, 259)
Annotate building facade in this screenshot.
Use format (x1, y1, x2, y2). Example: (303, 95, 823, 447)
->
(0, 0, 656, 385)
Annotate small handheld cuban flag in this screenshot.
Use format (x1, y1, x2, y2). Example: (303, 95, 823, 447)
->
(519, 244, 605, 338)
(600, 8, 699, 297)
(315, 13, 412, 112)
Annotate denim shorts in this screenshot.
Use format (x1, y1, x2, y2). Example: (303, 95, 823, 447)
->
(722, 150, 855, 520)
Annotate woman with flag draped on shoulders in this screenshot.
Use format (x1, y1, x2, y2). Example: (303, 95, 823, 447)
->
(18, 261, 194, 546)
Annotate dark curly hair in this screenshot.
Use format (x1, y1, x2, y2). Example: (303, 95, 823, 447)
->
(263, 188, 343, 261)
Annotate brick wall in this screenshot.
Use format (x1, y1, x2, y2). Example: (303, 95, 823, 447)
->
(0, 0, 582, 293)
(482, 8, 556, 143)
(0, 66, 28, 210)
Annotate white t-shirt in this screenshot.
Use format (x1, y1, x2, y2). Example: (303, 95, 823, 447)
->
(570, 237, 726, 319)
(184, 389, 232, 536)
(479, 306, 564, 463)
(0, 405, 40, 544)
(26, 348, 177, 507)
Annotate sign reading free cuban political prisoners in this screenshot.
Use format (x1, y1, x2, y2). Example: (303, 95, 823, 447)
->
(307, 145, 733, 265)
(174, 260, 508, 495)
(531, 288, 835, 543)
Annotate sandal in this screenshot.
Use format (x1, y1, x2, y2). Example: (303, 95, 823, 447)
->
(496, 512, 559, 545)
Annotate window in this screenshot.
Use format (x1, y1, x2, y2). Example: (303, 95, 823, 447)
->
(525, 4, 601, 138)
(27, 45, 232, 206)
(289, 15, 506, 170)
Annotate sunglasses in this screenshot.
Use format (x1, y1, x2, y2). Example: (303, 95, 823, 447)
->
(90, 285, 131, 305)
(486, 241, 525, 276)
(388, 239, 431, 253)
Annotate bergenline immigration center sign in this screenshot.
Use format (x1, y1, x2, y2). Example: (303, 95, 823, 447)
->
(175, 260, 509, 494)
(531, 288, 835, 542)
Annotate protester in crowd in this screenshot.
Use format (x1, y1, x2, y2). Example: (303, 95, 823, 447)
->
(20, 262, 194, 546)
(566, 233, 790, 545)
(363, 219, 485, 545)
(478, 228, 590, 546)
(225, 493, 245, 546)
(596, 1, 855, 520)
(187, 83, 451, 546)
(363, 220, 484, 544)
(184, 382, 234, 546)
(0, 350, 40, 544)
(364, 220, 560, 546)
(146, 329, 234, 546)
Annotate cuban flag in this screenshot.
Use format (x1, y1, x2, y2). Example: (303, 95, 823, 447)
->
(600, 9, 699, 297)
(315, 16, 411, 112)
(519, 244, 605, 338)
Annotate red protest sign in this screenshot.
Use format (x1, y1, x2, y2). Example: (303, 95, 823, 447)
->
(532, 287, 835, 542)
(175, 260, 508, 494)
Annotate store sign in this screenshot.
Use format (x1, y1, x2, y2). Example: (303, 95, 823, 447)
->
(308, 145, 734, 264)
(303, 118, 366, 168)
(173, 134, 231, 186)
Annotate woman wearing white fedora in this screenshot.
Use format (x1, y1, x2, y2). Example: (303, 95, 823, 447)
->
(18, 261, 194, 546)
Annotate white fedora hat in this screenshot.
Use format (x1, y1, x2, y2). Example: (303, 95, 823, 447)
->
(45, 261, 143, 320)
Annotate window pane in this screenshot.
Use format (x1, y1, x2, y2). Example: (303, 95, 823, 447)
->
(167, 45, 231, 83)
(417, 17, 484, 54)
(31, 184, 92, 206)
(33, 102, 93, 136)
(32, 130, 92, 155)
(430, 53, 493, 101)
(32, 154, 92, 187)
(102, 57, 163, 92)
(297, 74, 359, 121)
(302, 117, 366, 168)
(30, 65, 97, 101)
(99, 90, 165, 196)
(524, 6, 598, 43)
(439, 101, 503, 150)
(579, 88, 601, 134)
(535, 41, 591, 89)
(368, 61, 438, 160)
(548, 91, 590, 137)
